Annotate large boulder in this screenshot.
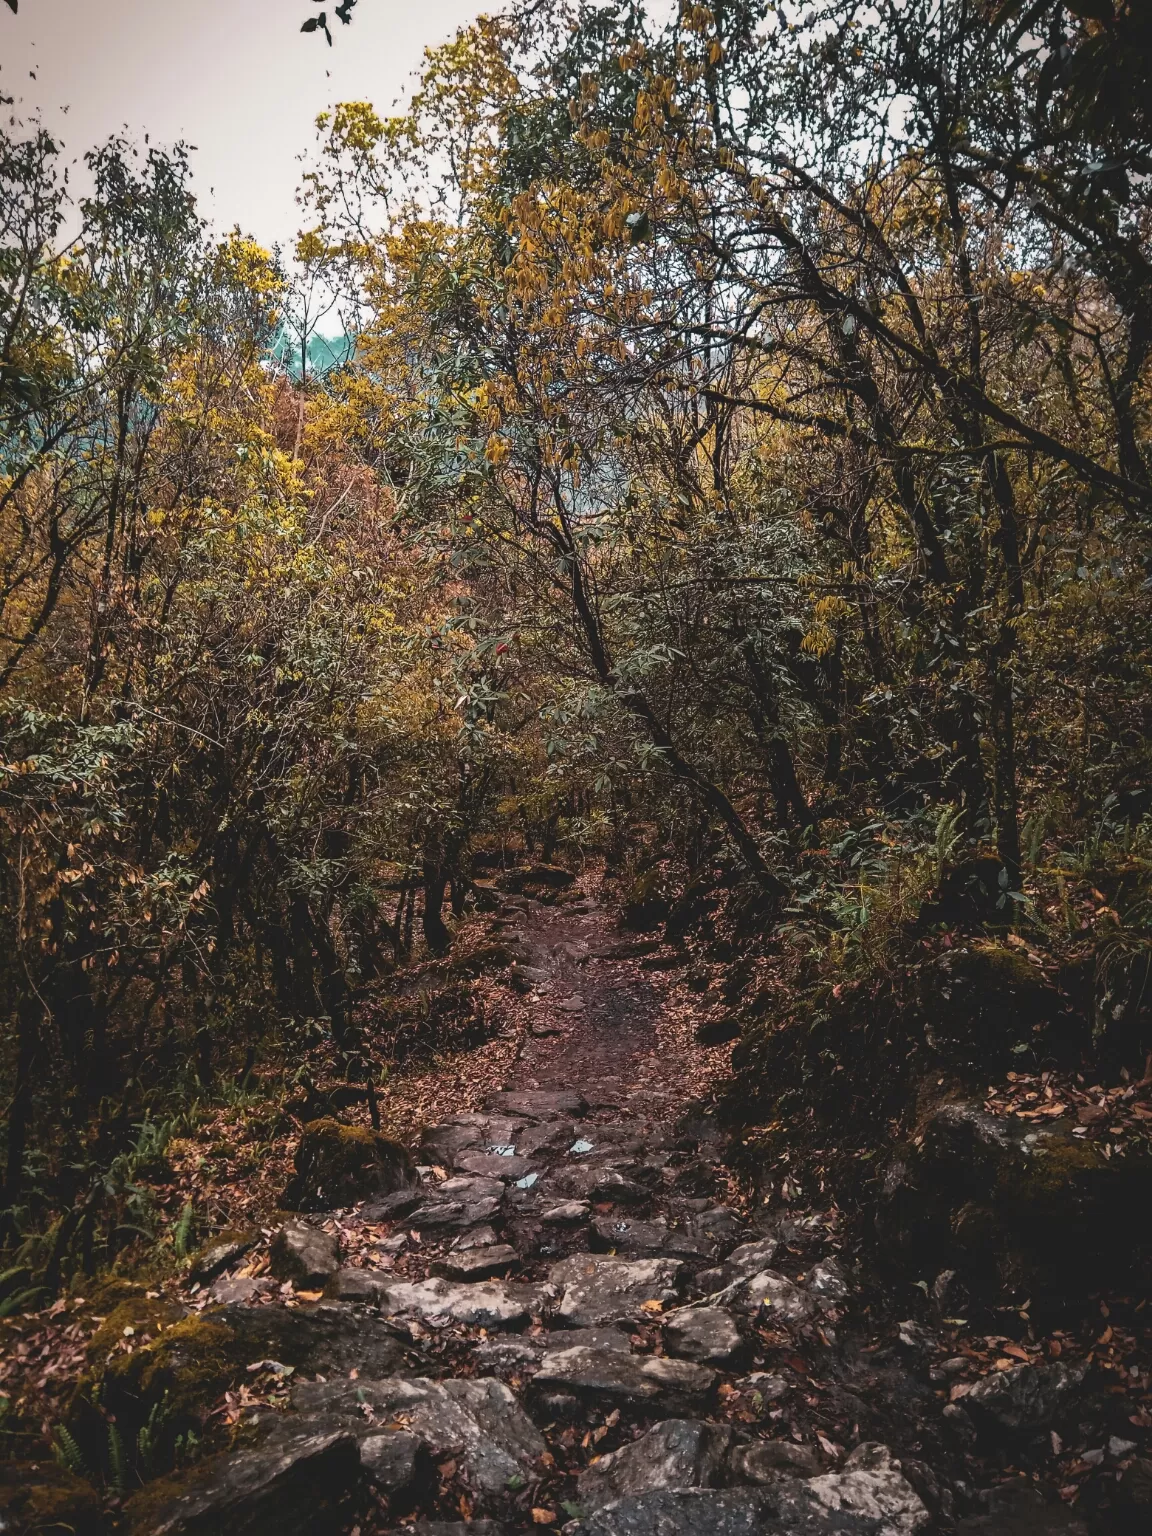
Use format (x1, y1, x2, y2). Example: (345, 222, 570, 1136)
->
(281, 1118, 415, 1212)
(877, 1100, 1152, 1307)
(915, 943, 1059, 1070)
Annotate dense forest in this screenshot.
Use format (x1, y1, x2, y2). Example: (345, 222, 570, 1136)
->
(3, 2, 1152, 1533)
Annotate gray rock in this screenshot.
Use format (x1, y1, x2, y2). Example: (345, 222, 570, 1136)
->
(550, 1255, 684, 1328)
(964, 1360, 1089, 1431)
(454, 1152, 536, 1181)
(450, 1225, 501, 1251)
(360, 1188, 426, 1222)
(804, 1444, 930, 1534)
(562, 1486, 873, 1535)
(214, 1301, 412, 1379)
(542, 1201, 591, 1225)
(209, 1275, 267, 1305)
(437, 1245, 519, 1281)
(685, 1207, 746, 1248)
(378, 1276, 536, 1329)
(189, 1235, 257, 1286)
(124, 1423, 360, 1535)
(721, 1238, 781, 1285)
(578, 1420, 734, 1512)
(737, 1373, 789, 1403)
(714, 1269, 817, 1327)
(420, 1123, 483, 1165)
(662, 1306, 747, 1367)
(806, 1260, 850, 1309)
(472, 1337, 542, 1374)
(728, 1440, 821, 1483)
(410, 1187, 503, 1233)
(557, 1165, 654, 1206)
(268, 1221, 340, 1287)
(516, 1121, 579, 1158)
(357, 1429, 426, 1494)
(291, 1376, 544, 1493)
(593, 1217, 709, 1259)
(534, 1344, 715, 1408)
(323, 1266, 392, 1302)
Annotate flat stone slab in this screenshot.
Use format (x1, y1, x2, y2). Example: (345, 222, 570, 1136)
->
(292, 1376, 544, 1494)
(378, 1276, 538, 1329)
(564, 1484, 888, 1535)
(534, 1344, 715, 1408)
(486, 1089, 588, 1119)
(454, 1152, 536, 1181)
(550, 1255, 684, 1327)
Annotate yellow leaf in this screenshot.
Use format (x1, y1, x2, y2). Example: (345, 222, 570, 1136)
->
(641, 1299, 664, 1313)
(531, 1510, 556, 1525)
(294, 1289, 324, 1302)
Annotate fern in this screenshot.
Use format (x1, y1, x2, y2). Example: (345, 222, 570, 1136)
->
(172, 1200, 196, 1259)
(108, 1420, 129, 1493)
(53, 1424, 92, 1480)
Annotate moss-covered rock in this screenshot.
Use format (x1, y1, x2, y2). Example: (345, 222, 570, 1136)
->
(0, 1460, 102, 1535)
(451, 941, 514, 977)
(877, 1100, 1152, 1312)
(280, 1117, 415, 1212)
(917, 942, 1059, 1069)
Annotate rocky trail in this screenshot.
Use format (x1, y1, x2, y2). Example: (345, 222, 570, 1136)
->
(49, 885, 1150, 1536)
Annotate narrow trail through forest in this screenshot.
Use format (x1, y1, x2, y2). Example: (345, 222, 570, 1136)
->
(120, 882, 985, 1536)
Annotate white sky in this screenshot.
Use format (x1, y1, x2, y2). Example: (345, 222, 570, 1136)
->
(1, 0, 484, 247)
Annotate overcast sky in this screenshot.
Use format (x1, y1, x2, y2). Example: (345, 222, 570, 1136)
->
(2, 0, 483, 247)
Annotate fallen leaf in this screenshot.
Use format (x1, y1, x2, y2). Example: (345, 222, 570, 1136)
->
(531, 1509, 557, 1525)
(294, 1289, 324, 1302)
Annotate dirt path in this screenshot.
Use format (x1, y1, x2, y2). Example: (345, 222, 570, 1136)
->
(128, 884, 965, 1535)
